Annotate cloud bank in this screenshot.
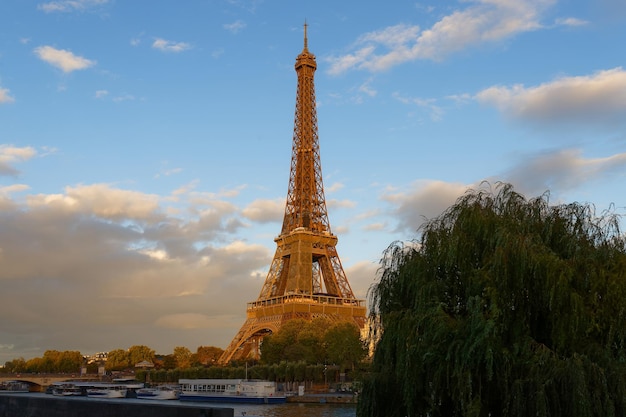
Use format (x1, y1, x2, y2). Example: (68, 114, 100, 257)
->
(327, 0, 556, 74)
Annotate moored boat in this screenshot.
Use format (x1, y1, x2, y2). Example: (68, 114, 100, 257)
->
(86, 386, 127, 398)
(178, 379, 286, 404)
(136, 385, 180, 400)
(0, 381, 30, 393)
(51, 383, 83, 396)
(85, 380, 143, 398)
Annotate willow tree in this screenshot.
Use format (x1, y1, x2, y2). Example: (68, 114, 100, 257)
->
(358, 183, 626, 417)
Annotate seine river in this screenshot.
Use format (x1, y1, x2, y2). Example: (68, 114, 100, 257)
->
(132, 397, 357, 417)
(2, 393, 357, 417)
(112, 395, 357, 416)
(212, 402, 356, 417)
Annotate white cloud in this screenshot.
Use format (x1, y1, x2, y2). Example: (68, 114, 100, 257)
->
(241, 198, 284, 223)
(188, 185, 247, 202)
(393, 92, 444, 122)
(555, 17, 588, 27)
(345, 260, 379, 300)
(26, 183, 161, 220)
(95, 90, 138, 102)
(503, 149, 626, 197)
(327, 199, 357, 210)
(0, 145, 37, 176)
(223, 20, 247, 34)
(37, 0, 109, 13)
(381, 148, 626, 237)
(152, 38, 192, 53)
(326, 182, 345, 193)
(383, 180, 470, 233)
(0, 182, 271, 361)
(112, 94, 136, 102)
(163, 168, 183, 177)
(327, 0, 553, 74)
(327, 46, 375, 75)
(138, 248, 170, 261)
(0, 184, 30, 196)
(0, 87, 15, 104)
(34, 46, 96, 73)
(363, 222, 387, 232)
(358, 78, 378, 97)
(170, 180, 199, 197)
(476, 67, 626, 126)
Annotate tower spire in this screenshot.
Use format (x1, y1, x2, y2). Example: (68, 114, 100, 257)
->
(218, 27, 366, 365)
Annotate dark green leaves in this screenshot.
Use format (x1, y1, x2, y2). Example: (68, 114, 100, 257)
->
(359, 183, 626, 417)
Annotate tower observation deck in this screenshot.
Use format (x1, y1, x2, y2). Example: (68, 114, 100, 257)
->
(219, 25, 366, 365)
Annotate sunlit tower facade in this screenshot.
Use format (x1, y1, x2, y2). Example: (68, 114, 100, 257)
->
(219, 25, 367, 365)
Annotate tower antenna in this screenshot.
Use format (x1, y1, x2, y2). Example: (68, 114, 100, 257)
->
(303, 20, 308, 51)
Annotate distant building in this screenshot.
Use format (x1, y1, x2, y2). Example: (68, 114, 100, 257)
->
(84, 351, 108, 364)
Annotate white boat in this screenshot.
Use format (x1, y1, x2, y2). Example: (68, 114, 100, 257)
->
(0, 381, 30, 393)
(85, 380, 144, 399)
(136, 385, 180, 400)
(178, 379, 286, 404)
(86, 386, 127, 398)
(51, 383, 83, 396)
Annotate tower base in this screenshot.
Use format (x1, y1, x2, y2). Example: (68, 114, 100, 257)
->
(219, 294, 366, 364)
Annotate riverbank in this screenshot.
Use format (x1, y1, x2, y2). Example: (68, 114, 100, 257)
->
(0, 393, 234, 417)
(287, 392, 357, 404)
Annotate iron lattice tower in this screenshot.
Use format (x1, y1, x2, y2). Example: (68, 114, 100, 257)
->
(219, 25, 366, 365)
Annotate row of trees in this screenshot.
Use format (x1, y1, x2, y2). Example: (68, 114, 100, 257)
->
(2, 350, 83, 374)
(136, 362, 353, 385)
(1, 345, 225, 374)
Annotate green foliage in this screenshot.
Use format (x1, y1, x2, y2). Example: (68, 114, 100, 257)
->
(1, 344, 223, 374)
(194, 346, 224, 366)
(358, 183, 626, 417)
(325, 321, 367, 370)
(1, 351, 83, 373)
(105, 348, 129, 371)
(173, 346, 193, 369)
(140, 361, 358, 385)
(128, 345, 155, 366)
(48, 350, 83, 373)
(260, 317, 366, 371)
(160, 354, 177, 370)
(2, 357, 26, 373)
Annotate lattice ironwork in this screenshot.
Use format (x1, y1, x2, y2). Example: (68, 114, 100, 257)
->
(219, 24, 366, 365)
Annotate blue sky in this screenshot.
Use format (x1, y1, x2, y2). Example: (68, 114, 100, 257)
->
(1, 0, 625, 364)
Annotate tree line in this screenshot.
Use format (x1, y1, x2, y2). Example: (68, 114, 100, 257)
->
(136, 319, 367, 385)
(1, 345, 225, 374)
(1, 318, 366, 378)
(2, 350, 83, 374)
(259, 318, 366, 370)
(136, 362, 360, 386)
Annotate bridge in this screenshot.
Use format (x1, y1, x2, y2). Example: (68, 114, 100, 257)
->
(0, 374, 102, 391)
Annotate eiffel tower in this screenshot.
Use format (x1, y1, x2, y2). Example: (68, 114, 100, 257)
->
(219, 24, 367, 365)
